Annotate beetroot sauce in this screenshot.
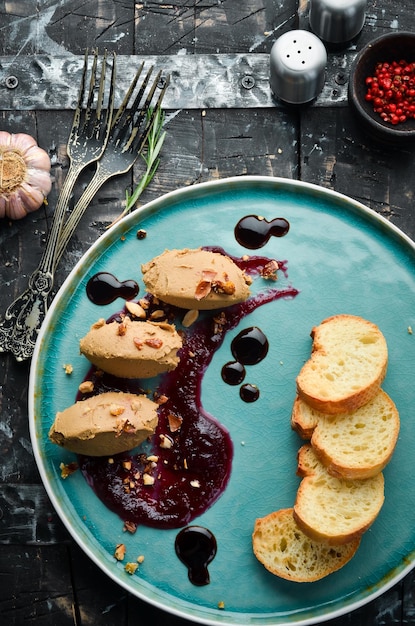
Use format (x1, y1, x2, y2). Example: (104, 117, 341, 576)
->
(79, 256, 298, 530)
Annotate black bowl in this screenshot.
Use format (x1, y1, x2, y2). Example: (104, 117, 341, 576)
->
(348, 32, 415, 144)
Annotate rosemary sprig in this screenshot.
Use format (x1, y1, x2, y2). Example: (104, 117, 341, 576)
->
(108, 107, 166, 227)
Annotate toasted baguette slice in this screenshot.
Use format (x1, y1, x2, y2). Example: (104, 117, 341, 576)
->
(296, 315, 388, 414)
(291, 396, 320, 439)
(252, 508, 360, 582)
(293, 445, 384, 545)
(291, 390, 400, 479)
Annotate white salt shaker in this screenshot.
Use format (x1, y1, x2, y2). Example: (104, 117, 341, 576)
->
(309, 0, 367, 45)
(269, 30, 327, 105)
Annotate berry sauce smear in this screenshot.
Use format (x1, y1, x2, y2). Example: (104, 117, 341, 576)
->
(79, 254, 298, 530)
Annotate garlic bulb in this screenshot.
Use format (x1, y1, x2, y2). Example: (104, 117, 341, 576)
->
(0, 131, 52, 220)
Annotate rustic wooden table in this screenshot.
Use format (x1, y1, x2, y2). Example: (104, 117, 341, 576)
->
(1, 1, 415, 624)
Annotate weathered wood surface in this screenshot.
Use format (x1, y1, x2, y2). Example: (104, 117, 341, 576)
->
(1, 0, 415, 624)
(0, 52, 352, 110)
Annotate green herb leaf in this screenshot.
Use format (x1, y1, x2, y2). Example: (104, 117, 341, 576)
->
(108, 107, 166, 227)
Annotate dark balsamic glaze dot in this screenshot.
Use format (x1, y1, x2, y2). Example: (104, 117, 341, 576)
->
(221, 360, 246, 385)
(231, 326, 269, 366)
(86, 272, 139, 305)
(234, 214, 290, 249)
(175, 526, 217, 586)
(240, 383, 260, 403)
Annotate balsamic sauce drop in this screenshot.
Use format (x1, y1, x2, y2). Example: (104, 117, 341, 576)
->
(240, 383, 260, 403)
(86, 272, 139, 305)
(221, 361, 246, 385)
(230, 326, 269, 365)
(234, 215, 290, 249)
(175, 526, 217, 586)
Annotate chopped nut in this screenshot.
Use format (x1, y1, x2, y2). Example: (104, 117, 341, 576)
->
(408, 326, 413, 335)
(115, 418, 137, 436)
(143, 473, 155, 486)
(123, 521, 137, 534)
(136, 228, 147, 239)
(137, 555, 145, 564)
(168, 412, 183, 432)
(190, 479, 201, 488)
(183, 458, 188, 470)
(125, 301, 147, 319)
(146, 455, 159, 463)
(133, 337, 144, 350)
(110, 404, 126, 416)
(211, 280, 235, 295)
(159, 434, 173, 449)
(218, 601, 225, 610)
(130, 399, 143, 411)
(108, 458, 114, 464)
(92, 318, 106, 329)
(139, 298, 150, 309)
(145, 337, 163, 349)
(149, 309, 165, 320)
(122, 460, 132, 471)
(118, 320, 128, 336)
(195, 280, 212, 300)
(202, 269, 217, 281)
(154, 393, 168, 405)
(114, 543, 126, 561)
(213, 311, 227, 334)
(59, 462, 78, 479)
(182, 309, 199, 327)
(125, 562, 139, 575)
(63, 363, 73, 375)
(78, 380, 94, 394)
(261, 259, 279, 281)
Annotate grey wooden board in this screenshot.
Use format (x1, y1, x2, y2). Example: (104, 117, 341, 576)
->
(0, 53, 353, 111)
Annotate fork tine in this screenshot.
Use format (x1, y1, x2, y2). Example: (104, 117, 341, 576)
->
(125, 71, 170, 155)
(112, 65, 155, 146)
(111, 62, 144, 129)
(84, 48, 99, 127)
(69, 48, 89, 140)
(92, 50, 116, 138)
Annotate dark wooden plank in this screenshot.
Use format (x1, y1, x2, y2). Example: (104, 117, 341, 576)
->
(299, 106, 415, 240)
(0, 544, 76, 625)
(134, 0, 298, 55)
(402, 568, 415, 625)
(0, 0, 135, 56)
(0, 485, 69, 544)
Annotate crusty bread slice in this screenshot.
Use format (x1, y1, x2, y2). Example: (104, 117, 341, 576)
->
(291, 396, 320, 440)
(293, 445, 384, 545)
(252, 508, 360, 582)
(296, 315, 388, 414)
(291, 390, 400, 479)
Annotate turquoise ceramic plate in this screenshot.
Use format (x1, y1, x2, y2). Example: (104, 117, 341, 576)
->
(29, 176, 415, 625)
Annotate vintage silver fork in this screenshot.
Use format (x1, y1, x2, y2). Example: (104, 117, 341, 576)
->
(0, 49, 116, 361)
(55, 64, 170, 264)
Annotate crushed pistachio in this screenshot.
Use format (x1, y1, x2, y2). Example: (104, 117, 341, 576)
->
(59, 461, 78, 479)
(125, 562, 139, 575)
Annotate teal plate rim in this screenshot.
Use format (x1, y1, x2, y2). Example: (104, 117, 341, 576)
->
(29, 176, 415, 626)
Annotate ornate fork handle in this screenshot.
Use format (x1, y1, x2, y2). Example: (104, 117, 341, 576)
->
(0, 270, 54, 362)
(0, 171, 83, 361)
